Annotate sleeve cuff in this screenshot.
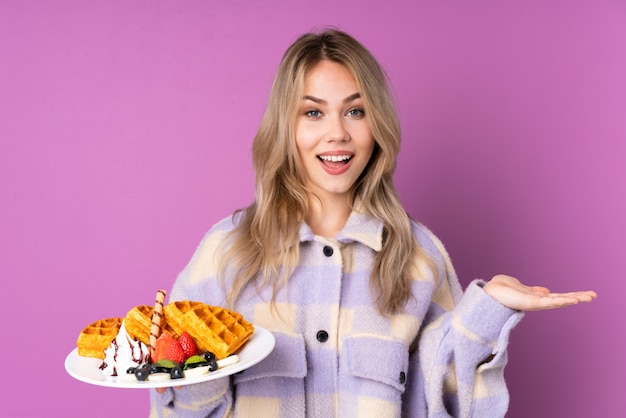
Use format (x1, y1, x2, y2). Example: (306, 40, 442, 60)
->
(455, 279, 524, 350)
(150, 377, 231, 412)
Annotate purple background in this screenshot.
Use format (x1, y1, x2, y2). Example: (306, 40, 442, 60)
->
(1, 1, 623, 417)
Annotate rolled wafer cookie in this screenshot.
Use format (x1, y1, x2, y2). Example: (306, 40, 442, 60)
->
(149, 289, 167, 358)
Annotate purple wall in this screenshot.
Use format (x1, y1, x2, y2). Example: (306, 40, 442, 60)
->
(1, 1, 623, 416)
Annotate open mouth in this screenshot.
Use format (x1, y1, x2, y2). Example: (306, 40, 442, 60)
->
(318, 155, 352, 165)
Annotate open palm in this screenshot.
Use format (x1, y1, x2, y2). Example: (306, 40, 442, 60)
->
(483, 274, 597, 311)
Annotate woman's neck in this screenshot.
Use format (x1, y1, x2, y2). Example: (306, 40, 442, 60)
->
(305, 194, 352, 238)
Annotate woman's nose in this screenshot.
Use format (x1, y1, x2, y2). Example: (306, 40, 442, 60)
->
(327, 115, 350, 142)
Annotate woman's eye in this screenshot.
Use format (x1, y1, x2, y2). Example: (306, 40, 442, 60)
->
(305, 109, 322, 118)
(347, 107, 365, 117)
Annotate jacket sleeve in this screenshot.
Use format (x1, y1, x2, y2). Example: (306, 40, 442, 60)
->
(407, 228, 523, 417)
(149, 378, 232, 418)
(149, 220, 236, 418)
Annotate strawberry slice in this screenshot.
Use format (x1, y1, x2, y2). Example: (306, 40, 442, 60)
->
(178, 331, 198, 359)
(153, 332, 185, 364)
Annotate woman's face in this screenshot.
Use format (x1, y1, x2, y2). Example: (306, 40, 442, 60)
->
(295, 60, 375, 202)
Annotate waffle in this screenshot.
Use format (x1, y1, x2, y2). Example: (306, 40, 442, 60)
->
(164, 301, 254, 359)
(124, 305, 176, 345)
(76, 317, 123, 359)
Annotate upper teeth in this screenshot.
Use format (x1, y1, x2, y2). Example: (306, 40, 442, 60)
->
(319, 155, 351, 162)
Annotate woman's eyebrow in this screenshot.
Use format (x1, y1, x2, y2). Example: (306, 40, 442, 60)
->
(302, 92, 361, 104)
(343, 92, 361, 103)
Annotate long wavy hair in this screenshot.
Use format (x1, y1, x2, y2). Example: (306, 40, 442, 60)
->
(219, 29, 432, 315)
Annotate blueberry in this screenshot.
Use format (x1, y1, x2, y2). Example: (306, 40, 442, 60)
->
(208, 359, 218, 372)
(170, 365, 184, 379)
(134, 366, 149, 381)
(203, 352, 216, 363)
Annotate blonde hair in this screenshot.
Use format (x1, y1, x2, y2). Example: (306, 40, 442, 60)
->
(219, 29, 432, 315)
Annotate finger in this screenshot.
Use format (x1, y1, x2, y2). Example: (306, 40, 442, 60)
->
(570, 291, 597, 303)
(530, 295, 583, 311)
(580, 290, 598, 299)
(529, 286, 551, 295)
(530, 291, 599, 310)
(155, 386, 182, 394)
(548, 291, 597, 301)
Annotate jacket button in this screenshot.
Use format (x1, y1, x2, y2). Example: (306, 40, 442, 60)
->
(316, 330, 329, 342)
(323, 246, 334, 257)
(399, 371, 406, 384)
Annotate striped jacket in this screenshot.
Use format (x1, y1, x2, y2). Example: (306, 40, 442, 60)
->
(150, 211, 522, 417)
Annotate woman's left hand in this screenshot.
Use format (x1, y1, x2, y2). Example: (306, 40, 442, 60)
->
(483, 274, 597, 311)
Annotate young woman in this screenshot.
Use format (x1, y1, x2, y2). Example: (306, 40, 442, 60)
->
(151, 29, 596, 418)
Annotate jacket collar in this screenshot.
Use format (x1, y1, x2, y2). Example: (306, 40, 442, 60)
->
(298, 211, 384, 252)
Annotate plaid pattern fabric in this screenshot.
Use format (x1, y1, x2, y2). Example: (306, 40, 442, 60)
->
(150, 212, 522, 418)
